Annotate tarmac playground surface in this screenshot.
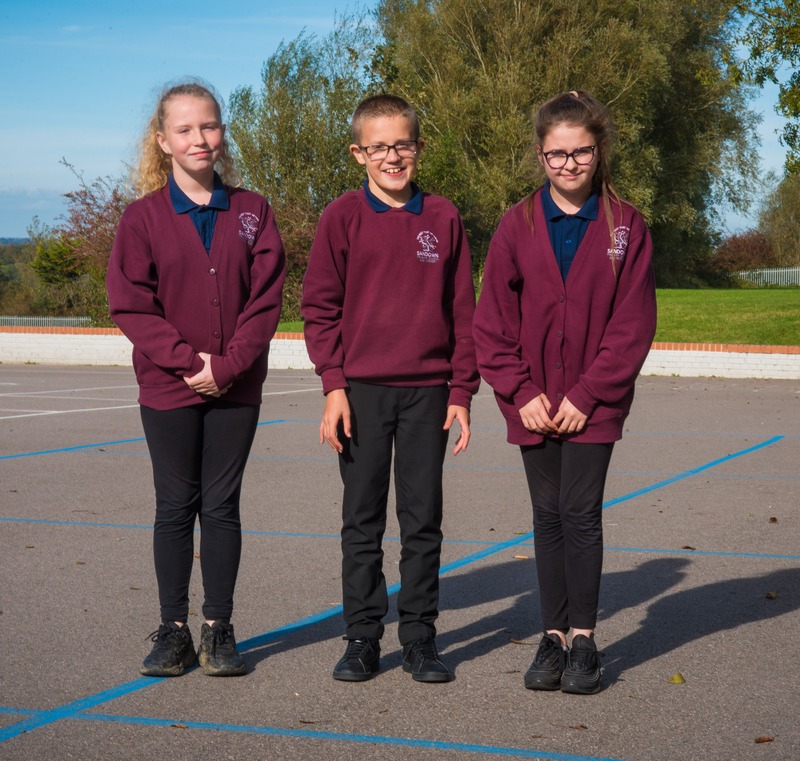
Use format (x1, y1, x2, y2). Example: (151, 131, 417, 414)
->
(0, 365, 798, 761)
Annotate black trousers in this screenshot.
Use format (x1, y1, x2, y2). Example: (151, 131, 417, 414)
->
(140, 401, 259, 623)
(338, 382, 449, 645)
(520, 438, 614, 632)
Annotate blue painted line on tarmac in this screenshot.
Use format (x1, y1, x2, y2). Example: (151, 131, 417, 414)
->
(0, 678, 168, 742)
(0, 517, 496, 547)
(605, 546, 800, 561)
(0, 419, 287, 460)
(601, 436, 784, 509)
(0, 435, 787, 748)
(73, 713, 623, 760)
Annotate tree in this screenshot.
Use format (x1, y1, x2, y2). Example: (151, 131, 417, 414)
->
(734, 0, 800, 172)
(759, 170, 800, 264)
(376, 0, 761, 285)
(26, 165, 133, 323)
(227, 12, 379, 319)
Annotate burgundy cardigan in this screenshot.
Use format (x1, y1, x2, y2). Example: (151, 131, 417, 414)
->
(107, 184, 285, 410)
(473, 190, 657, 445)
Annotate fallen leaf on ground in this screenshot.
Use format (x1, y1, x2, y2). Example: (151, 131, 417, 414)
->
(170, 723, 187, 729)
(668, 672, 686, 684)
(681, 545, 696, 551)
(509, 638, 527, 645)
(769, 516, 778, 523)
(570, 724, 588, 730)
(754, 736, 774, 744)
(513, 555, 529, 560)
(765, 591, 778, 600)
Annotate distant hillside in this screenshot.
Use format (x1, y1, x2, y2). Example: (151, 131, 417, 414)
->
(0, 238, 30, 245)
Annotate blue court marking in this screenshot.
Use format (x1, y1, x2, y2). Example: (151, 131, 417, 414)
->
(605, 546, 800, 561)
(73, 713, 623, 760)
(0, 419, 287, 460)
(601, 436, 784, 508)
(0, 434, 787, 747)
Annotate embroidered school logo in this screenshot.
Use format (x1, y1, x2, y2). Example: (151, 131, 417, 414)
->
(416, 231, 440, 264)
(608, 225, 630, 261)
(239, 212, 259, 244)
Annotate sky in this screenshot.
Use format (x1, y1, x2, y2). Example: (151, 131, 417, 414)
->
(0, 0, 790, 238)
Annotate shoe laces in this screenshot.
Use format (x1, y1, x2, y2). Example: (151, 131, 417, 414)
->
(567, 640, 598, 671)
(146, 623, 187, 648)
(343, 638, 374, 658)
(410, 638, 439, 660)
(535, 635, 563, 667)
(208, 623, 235, 653)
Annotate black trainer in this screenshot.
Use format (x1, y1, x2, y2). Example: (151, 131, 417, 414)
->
(524, 632, 566, 690)
(402, 638, 452, 683)
(140, 622, 197, 677)
(332, 637, 380, 681)
(561, 633, 602, 694)
(197, 621, 247, 676)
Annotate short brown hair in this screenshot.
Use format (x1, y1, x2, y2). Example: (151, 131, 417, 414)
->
(351, 94, 420, 143)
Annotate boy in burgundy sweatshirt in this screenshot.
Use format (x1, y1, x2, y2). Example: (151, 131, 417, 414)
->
(302, 94, 479, 683)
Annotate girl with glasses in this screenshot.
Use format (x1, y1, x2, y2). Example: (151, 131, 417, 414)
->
(473, 90, 657, 694)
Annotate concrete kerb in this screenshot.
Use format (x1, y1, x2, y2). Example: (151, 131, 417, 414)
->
(1, 327, 799, 379)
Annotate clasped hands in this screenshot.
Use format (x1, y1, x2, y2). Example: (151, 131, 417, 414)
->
(519, 393, 587, 435)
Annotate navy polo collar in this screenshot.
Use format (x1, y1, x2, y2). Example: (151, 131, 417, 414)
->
(363, 180, 423, 214)
(541, 181, 598, 221)
(168, 172, 230, 213)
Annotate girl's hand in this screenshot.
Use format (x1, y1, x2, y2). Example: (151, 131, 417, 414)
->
(519, 393, 557, 434)
(444, 405, 471, 455)
(320, 388, 351, 453)
(552, 396, 587, 435)
(184, 352, 228, 397)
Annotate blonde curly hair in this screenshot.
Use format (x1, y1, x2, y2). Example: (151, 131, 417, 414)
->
(134, 80, 241, 197)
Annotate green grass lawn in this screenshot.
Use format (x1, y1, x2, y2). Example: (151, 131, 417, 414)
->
(654, 289, 800, 346)
(278, 289, 800, 346)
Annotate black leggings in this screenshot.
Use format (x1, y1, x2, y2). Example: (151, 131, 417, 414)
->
(521, 438, 614, 632)
(140, 401, 259, 623)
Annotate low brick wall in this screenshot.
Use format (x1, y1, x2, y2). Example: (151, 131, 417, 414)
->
(1, 327, 798, 379)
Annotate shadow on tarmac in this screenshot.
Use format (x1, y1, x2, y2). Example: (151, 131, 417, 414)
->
(239, 556, 798, 684)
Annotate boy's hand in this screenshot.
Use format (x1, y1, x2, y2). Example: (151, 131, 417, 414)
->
(519, 393, 557, 434)
(552, 396, 587, 435)
(320, 388, 351, 453)
(444, 405, 471, 455)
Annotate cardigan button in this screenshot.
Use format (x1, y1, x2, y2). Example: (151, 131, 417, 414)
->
(212, 298, 219, 306)
(209, 268, 216, 276)
(555, 362, 561, 369)
(557, 393, 564, 400)
(212, 330, 220, 338)
(559, 295, 565, 302)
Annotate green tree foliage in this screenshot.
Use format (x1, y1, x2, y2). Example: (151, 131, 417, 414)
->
(23, 166, 132, 323)
(734, 0, 800, 172)
(759, 170, 800, 264)
(227, 12, 379, 319)
(376, 0, 760, 285)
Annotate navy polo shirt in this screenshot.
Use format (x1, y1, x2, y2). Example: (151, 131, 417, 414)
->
(169, 173, 230, 254)
(541, 181, 599, 282)
(363, 180, 423, 215)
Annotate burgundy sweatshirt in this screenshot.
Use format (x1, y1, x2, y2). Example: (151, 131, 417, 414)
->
(473, 190, 657, 445)
(107, 184, 285, 410)
(301, 188, 479, 408)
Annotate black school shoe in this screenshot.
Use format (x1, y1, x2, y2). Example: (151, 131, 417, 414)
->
(524, 632, 567, 690)
(332, 637, 381, 681)
(561, 633, 602, 694)
(402, 638, 452, 683)
(140, 622, 197, 677)
(197, 621, 247, 676)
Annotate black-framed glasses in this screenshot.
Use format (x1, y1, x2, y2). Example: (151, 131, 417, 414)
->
(358, 141, 418, 160)
(541, 145, 596, 169)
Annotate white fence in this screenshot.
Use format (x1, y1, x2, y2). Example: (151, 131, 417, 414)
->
(737, 266, 800, 286)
